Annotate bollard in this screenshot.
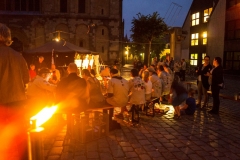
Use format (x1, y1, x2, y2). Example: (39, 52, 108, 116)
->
(28, 120, 44, 160)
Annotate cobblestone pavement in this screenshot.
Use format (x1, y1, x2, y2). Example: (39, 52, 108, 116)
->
(43, 65, 240, 160)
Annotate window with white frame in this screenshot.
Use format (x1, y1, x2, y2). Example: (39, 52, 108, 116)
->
(203, 8, 212, 23)
(191, 33, 199, 46)
(192, 12, 199, 26)
(202, 31, 207, 45)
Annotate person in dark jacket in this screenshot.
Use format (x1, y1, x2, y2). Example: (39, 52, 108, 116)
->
(56, 63, 88, 135)
(0, 23, 29, 160)
(35, 56, 47, 73)
(206, 57, 223, 114)
(196, 56, 212, 108)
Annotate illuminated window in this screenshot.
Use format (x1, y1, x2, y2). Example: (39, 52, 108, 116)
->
(190, 53, 198, 65)
(203, 31, 207, 45)
(203, 8, 212, 23)
(192, 12, 199, 26)
(202, 53, 206, 63)
(191, 33, 199, 46)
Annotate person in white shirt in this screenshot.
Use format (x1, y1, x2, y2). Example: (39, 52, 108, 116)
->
(106, 68, 129, 116)
(143, 71, 152, 101)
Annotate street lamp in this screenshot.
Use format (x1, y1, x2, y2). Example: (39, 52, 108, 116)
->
(125, 50, 129, 63)
(125, 45, 130, 64)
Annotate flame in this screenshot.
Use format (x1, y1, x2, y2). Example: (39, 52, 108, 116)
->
(30, 106, 57, 128)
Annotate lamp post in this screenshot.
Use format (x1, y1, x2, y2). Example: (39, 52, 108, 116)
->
(125, 45, 130, 64)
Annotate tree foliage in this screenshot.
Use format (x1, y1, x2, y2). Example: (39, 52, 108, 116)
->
(130, 12, 168, 65)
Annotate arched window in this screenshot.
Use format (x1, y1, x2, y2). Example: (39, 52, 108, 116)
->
(78, 0, 85, 13)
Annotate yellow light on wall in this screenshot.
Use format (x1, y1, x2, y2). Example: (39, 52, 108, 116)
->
(203, 32, 207, 38)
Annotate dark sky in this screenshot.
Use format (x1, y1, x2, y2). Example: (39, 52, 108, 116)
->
(123, 0, 193, 37)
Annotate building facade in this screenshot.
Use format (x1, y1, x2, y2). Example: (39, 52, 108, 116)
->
(182, 0, 221, 66)
(0, 0, 123, 66)
(182, 0, 240, 73)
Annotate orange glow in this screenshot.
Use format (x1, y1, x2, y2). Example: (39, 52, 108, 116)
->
(30, 106, 57, 128)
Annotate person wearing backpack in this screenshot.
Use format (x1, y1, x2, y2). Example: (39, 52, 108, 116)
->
(206, 57, 223, 114)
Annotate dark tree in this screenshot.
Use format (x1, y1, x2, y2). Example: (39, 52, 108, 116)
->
(130, 12, 168, 66)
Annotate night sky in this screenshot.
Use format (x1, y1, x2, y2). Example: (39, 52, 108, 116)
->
(123, 0, 193, 37)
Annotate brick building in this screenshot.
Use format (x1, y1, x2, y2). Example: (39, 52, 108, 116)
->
(0, 0, 124, 66)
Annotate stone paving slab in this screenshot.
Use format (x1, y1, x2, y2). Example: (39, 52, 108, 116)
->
(42, 75, 240, 160)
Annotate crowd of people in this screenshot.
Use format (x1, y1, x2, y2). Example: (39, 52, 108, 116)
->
(0, 23, 224, 159)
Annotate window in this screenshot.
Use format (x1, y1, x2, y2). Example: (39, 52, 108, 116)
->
(0, 0, 40, 11)
(29, 0, 40, 11)
(101, 9, 104, 15)
(190, 53, 198, 65)
(191, 12, 199, 26)
(202, 53, 206, 64)
(227, 0, 240, 8)
(60, 0, 67, 13)
(203, 8, 212, 23)
(226, 20, 240, 39)
(191, 33, 199, 46)
(78, 0, 85, 13)
(102, 29, 104, 35)
(225, 52, 240, 70)
(202, 31, 207, 45)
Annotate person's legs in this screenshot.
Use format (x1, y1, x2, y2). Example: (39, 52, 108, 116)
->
(202, 86, 208, 107)
(197, 81, 203, 107)
(210, 86, 220, 113)
(182, 70, 186, 81)
(174, 106, 181, 116)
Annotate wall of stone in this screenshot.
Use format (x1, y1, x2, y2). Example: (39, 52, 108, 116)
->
(0, 0, 123, 64)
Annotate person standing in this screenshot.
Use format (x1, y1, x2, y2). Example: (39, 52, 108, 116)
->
(169, 57, 174, 71)
(49, 64, 61, 84)
(206, 57, 223, 114)
(173, 60, 181, 78)
(35, 56, 47, 73)
(180, 59, 186, 81)
(0, 23, 29, 160)
(196, 56, 212, 108)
